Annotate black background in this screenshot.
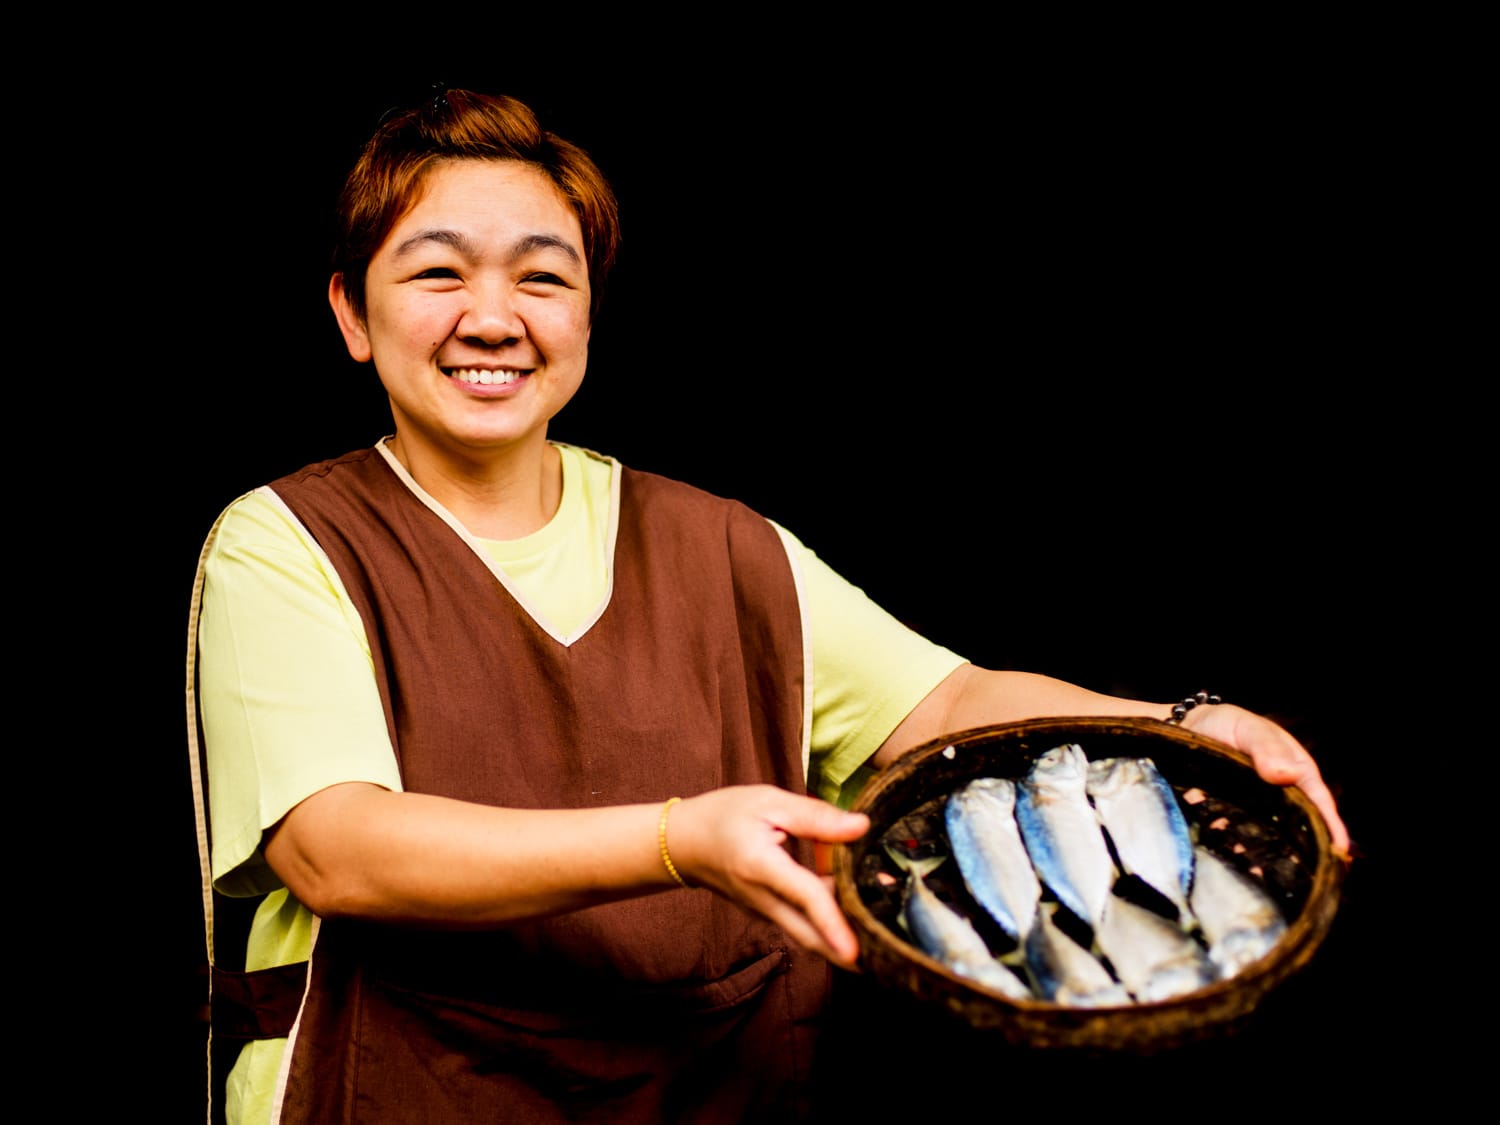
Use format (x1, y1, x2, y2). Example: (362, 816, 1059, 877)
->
(81, 36, 1432, 1119)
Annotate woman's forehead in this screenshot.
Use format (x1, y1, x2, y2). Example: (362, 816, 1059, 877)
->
(393, 159, 581, 239)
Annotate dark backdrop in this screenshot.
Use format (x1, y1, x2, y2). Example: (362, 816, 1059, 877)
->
(89, 50, 1419, 1119)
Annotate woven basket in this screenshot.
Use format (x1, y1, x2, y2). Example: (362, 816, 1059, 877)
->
(832, 715, 1345, 1052)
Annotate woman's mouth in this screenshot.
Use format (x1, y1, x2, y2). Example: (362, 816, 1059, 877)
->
(445, 367, 527, 386)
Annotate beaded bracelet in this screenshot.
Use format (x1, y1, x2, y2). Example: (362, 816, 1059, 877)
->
(1166, 690, 1223, 725)
(658, 796, 689, 888)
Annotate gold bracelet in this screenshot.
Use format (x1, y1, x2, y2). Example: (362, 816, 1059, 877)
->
(658, 796, 689, 888)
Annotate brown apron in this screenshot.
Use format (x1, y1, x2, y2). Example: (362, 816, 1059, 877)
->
(201, 448, 827, 1123)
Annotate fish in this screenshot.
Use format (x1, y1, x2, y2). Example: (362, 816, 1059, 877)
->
(1095, 893, 1217, 1003)
(885, 848, 1034, 1002)
(945, 777, 1042, 943)
(1016, 743, 1117, 931)
(1189, 845, 1288, 978)
(1086, 756, 1198, 927)
(1022, 904, 1131, 1008)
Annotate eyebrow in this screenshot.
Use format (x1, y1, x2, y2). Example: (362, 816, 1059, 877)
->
(391, 228, 583, 265)
(511, 233, 583, 265)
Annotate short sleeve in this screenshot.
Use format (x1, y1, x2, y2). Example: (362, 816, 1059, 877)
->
(772, 524, 967, 807)
(197, 489, 403, 897)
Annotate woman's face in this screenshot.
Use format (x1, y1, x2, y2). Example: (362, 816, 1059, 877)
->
(332, 159, 592, 469)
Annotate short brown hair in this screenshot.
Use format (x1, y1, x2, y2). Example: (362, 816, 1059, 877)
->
(333, 89, 620, 322)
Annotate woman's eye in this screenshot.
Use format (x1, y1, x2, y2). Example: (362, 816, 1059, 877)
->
(414, 267, 459, 280)
(523, 272, 566, 286)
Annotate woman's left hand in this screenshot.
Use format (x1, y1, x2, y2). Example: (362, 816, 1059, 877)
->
(1183, 704, 1351, 858)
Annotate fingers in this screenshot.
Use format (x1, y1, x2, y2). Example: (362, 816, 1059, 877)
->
(1242, 726, 1351, 858)
(734, 790, 867, 966)
(1290, 765, 1351, 858)
(674, 787, 868, 969)
(1191, 706, 1352, 859)
(744, 860, 863, 970)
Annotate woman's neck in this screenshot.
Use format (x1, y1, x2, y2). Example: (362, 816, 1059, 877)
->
(387, 432, 563, 541)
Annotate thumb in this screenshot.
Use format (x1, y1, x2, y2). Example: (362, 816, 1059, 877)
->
(784, 799, 869, 845)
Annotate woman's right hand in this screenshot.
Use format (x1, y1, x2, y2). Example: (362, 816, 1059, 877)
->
(667, 786, 870, 971)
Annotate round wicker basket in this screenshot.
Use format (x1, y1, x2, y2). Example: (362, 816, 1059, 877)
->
(832, 715, 1345, 1052)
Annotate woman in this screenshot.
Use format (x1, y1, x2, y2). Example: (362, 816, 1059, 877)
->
(188, 89, 1348, 1124)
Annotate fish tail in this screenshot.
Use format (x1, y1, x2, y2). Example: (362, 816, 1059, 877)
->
(883, 843, 946, 880)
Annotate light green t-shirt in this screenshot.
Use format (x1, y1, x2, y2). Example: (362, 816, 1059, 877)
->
(196, 441, 965, 1122)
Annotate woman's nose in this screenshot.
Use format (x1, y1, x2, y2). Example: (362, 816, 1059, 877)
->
(459, 284, 524, 343)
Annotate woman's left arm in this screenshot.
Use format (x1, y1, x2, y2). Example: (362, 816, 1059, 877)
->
(872, 664, 1350, 857)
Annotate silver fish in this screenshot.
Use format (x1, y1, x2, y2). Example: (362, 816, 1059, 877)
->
(1017, 743, 1117, 930)
(1022, 904, 1131, 1008)
(945, 777, 1041, 942)
(1189, 845, 1288, 978)
(1086, 756, 1197, 927)
(1095, 893, 1216, 1003)
(888, 850, 1034, 1002)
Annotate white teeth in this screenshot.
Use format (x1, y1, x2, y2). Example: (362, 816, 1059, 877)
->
(450, 368, 521, 385)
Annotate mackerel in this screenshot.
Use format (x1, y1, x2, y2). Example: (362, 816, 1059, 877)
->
(1189, 845, 1288, 978)
(887, 849, 1034, 1002)
(945, 777, 1041, 942)
(1086, 756, 1197, 927)
(1022, 904, 1131, 1008)
(1096, 893, 1216, 1003)
(1017, 743, 1117, 931)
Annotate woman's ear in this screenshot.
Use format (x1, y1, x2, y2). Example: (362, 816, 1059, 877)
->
(329, 274, 372, 363)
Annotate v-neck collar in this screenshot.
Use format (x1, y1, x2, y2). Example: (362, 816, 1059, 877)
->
(373, 438, 621, 646)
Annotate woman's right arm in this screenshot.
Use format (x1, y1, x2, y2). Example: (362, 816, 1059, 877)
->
(202, 493, 868, 966)
(262, 781, 868, 967)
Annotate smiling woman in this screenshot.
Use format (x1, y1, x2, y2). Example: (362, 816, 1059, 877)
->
(329, 161, 595, 538)
(185, 87, 1349, 1125)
